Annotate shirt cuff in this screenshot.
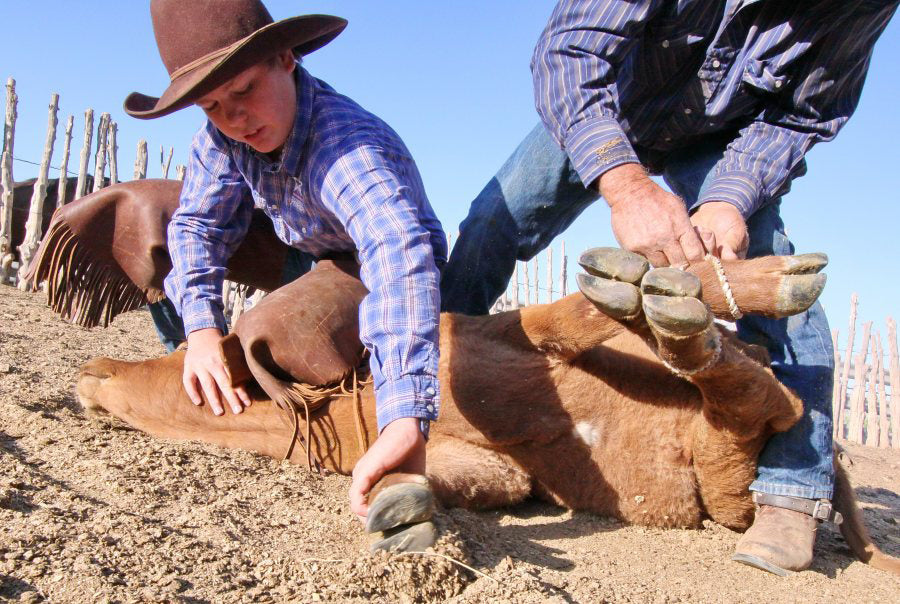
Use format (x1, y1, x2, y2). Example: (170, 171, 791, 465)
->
(375, 374, 440, 436)
(694, 170, 764, 219)
(181, 298, 227, 335)
(564, 115, 641, 188)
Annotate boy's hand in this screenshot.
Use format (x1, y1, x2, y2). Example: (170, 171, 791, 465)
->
(183, 328, 252, 416)
(349, 417, 426, 521)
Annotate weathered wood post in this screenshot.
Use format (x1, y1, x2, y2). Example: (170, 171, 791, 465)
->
(511, 262, 519, 309)
(547, 246, 554, 303)
(161, 145, 173, 179)
(533, 256, 539, 305)
(831, 329, 843, 439)
(836, 294, 858, 439)
(523, 260, 531, 307)
(875, 333, 890, 448)
(888, 317, 899, 449)
(108, 121, 118, 185)
(849, 322, 872, 443)
(92, 113, 111, 193)
(175, 164, 186, 180)
(133, 139, 148, 180)
(864, 333, 879, 447)
(17, 93, 59, 288)
(74, 109, 94, 199)
(0, 77, 18, 283)
(560, 241, 568, 297)
(56, 115, 74, 207)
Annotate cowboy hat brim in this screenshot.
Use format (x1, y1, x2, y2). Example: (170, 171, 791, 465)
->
(124, 14, 347, 120)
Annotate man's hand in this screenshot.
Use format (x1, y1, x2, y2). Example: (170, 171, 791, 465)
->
(599, 163, 706, 268)
(183, 327, 252, 416)
(689, 201, 749, 260)
(349, 417, 426, 522)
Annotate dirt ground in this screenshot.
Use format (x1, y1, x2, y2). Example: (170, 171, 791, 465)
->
(0, 284, 898, 603)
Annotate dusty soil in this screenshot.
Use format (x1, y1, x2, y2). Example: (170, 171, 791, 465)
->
(0, 284, 898, 603)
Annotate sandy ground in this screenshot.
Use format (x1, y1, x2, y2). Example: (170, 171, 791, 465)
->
(0, 284, 898, 603)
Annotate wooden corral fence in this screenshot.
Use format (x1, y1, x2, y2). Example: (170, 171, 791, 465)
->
(0, 77, 183, 288)
(832, 293, 899, 448)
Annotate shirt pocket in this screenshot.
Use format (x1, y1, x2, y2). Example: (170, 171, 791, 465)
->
(741, 59, 788, 96)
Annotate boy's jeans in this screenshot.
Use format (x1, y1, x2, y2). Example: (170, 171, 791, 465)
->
(149, 247, 316, 353)
(441, 123, 835, 500)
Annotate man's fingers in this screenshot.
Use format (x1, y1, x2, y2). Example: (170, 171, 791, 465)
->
(677, 227, 706, 262)
(695, 226, 717, 256)
(662, 243, 688, 269)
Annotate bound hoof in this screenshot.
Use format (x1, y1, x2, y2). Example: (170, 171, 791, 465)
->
(76, 359, 117, 418)
(369, 520, 438, 554)
(577, 248, 650, 320)
(776, 273, 827, 317)
(641, 269, 709, 336)
(366, 473, 435, 534)
(579, 248, 650, 284)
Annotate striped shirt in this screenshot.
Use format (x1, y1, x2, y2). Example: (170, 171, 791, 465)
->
(166, 65, 447, 433)
(533, 0, 898, 216)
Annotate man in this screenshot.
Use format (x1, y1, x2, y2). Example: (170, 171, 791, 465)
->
(441, 0, 898, 575)
(125, 0, 446, 521)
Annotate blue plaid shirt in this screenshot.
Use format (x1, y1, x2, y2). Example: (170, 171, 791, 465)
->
(165, 65, 447, 433)
(533, 0, 898, 217)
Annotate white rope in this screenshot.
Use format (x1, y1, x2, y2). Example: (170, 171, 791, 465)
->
(659, 328, 723, 378)
(706, 254, 743, 320)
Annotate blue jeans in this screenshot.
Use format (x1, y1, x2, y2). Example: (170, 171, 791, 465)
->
(441, 124, 835, 500)
(149, 247, 316, 353)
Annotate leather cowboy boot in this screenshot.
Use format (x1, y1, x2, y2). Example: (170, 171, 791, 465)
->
(732, 493, 843, 576)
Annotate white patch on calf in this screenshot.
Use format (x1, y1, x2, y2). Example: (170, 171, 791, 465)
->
(573, 421, 601, 447)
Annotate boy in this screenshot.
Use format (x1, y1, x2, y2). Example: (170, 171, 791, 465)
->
(124, 0, 447, 520)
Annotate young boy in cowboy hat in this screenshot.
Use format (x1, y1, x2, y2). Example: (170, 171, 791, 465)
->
(124, 0, 447, 521)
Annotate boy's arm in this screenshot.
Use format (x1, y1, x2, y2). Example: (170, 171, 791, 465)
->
(318, 142, 443, 518)
(167, 124, 255, 414)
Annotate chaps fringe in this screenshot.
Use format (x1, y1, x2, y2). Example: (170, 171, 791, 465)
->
(23, 220, 163, 328)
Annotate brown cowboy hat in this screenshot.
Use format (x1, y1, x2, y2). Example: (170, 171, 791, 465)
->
(124, 0, 346, 120)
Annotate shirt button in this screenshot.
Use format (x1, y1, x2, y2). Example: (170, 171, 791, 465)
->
(711, 59, 721, 68)
(774, 80, 783, 88)
(301, 227, 307, 234)
(425, 386, 436, 396)
(664, 137, 672, 142)
(683, 108, 692, 115)
(661, 40, 670, 48)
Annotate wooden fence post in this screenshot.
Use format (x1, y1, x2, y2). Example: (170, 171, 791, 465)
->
(560, 241, 568, 297)
(56, 115, 74, 207)
(0, 77, 17, 283)
(161, 145, 173, 179)
(511, 262, 519, 309)
(17, 93, 59, 288)
(849, 352, 867, 444)
(108, 121, 118, 185)
(523, 260, 531, 307)
(74, 109, 94, 199)
(133, 139, 148, 180)
(533, 256, 539, 305)
(864, 333, 879, 446)
(831, 329, 842, 439)
(875, 333, 890, 448)
(175, 164, 186, 181)
(888, 317, 899, 449)
(92, 113, 110, 193)
(546, 246, 553, 303)
(837, 294, 858, 439)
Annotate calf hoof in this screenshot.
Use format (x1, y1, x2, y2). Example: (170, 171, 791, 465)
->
(577, 248, 650, 320)
(76, 359, 116, 417)
(369, 520, 438, 554)
(366, 473, 435, 534)
(579, 248, 649, 284)
(641, 269, 709, 336)
(776, 273, 827, 317)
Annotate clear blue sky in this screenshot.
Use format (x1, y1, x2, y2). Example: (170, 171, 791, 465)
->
(2, 1, 898, 356)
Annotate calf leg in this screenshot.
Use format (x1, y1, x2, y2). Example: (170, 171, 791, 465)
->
(425, 436, 532, 510)
(636, 269, 805, 529)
